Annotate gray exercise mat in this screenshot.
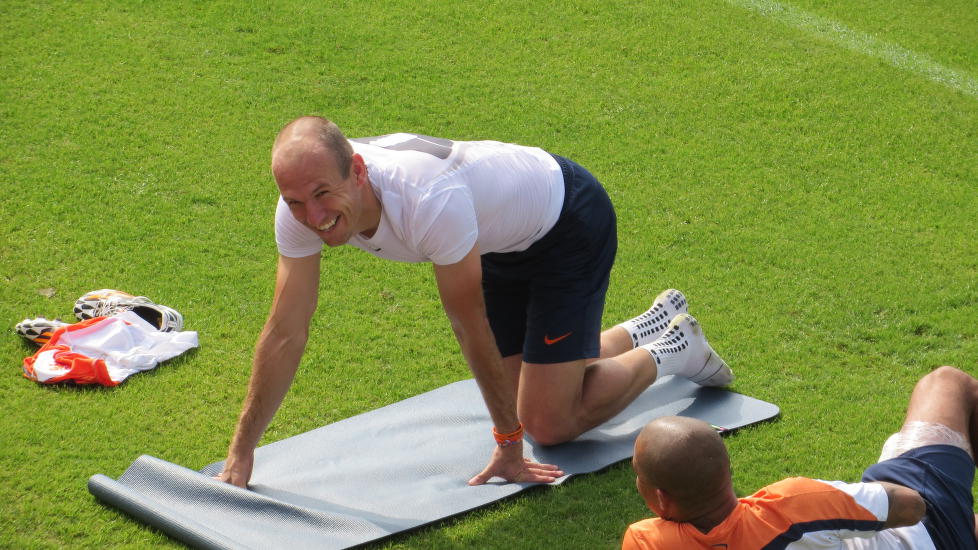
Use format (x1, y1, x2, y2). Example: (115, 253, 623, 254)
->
(89, 376, 779, 550)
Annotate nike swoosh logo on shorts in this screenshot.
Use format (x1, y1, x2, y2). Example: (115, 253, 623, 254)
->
(544, 332, 572, 345)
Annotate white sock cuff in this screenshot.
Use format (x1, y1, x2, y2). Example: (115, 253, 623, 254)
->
(618, 290, 688, 348)
(642, 338, 690, 378)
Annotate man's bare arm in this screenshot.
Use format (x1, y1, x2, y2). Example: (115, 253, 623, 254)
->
(433, 246, 561, 485)
(875, 481, 926, 529)
(219, 253, 321, 487)
(433, 246, 518, 432)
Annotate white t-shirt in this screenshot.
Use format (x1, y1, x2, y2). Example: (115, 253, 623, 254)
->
(275, 133, 565, 265)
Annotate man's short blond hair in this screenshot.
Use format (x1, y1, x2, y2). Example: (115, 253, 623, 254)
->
(275, 116, 354, 178)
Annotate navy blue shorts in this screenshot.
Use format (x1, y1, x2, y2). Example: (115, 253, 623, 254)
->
(480, 154, 617, 364)
(861, 445, 977, 550)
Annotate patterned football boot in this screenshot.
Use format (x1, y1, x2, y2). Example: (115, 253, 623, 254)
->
(73, 289, 184, 332)
(15, 317, 69, 345)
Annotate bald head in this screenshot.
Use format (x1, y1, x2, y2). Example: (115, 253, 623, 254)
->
(633, 416, 731, 504)
(272, 116, 354, 181)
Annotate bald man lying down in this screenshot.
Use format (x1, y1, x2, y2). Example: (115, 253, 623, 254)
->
(623, 366, 978, 550)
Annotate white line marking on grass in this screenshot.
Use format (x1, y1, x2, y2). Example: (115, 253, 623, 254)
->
(724, 0, 978, 99)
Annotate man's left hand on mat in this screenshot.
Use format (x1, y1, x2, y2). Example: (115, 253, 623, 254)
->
(468, 444, 563, 485)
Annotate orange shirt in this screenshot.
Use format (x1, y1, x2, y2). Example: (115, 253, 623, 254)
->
(622, 477, 897, 549)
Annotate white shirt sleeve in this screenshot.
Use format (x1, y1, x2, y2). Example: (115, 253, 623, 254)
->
(807, 479, 936, 550)
(817, 480, 889, 523)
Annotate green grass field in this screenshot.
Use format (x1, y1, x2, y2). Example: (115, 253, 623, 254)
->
(2, 1, 977, 548)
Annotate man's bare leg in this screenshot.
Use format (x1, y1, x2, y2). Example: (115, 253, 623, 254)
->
(517, 350, 658, 445)
(891, 366, 978, 457)
(505, 289, 731, 445)
(599, 325, 636, 359)
(518, 316, 731, 445)
(871, 366, 978, 543)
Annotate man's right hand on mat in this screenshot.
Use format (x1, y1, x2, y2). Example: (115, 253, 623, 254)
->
(468, 443, 563, 486)
(215, 452, 254, 488)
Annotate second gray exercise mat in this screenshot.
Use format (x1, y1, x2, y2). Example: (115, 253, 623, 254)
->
(89, 376, 779, 550)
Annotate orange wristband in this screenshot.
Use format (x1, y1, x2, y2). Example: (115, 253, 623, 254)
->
(493, 423, 524, 447)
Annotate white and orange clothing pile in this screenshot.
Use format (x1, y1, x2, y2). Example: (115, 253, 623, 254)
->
(22, 311, 198, 386)
(622, 476, 934, 549)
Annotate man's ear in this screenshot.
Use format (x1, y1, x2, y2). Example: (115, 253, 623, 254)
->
(351, 153, 367, 185)
(637, 477, 667, 517)
(651, 488, 678, 519)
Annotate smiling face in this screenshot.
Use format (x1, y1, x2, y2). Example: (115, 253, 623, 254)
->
(272, 125, 376, 247)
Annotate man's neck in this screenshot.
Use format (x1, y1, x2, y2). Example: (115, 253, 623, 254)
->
(687, 491, 738, 534)
(358, 174, 382, 239)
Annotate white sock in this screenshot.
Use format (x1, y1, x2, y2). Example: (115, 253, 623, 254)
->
(616, 289, 687, 348)
(641, 314, 704, 377)
(640, 313, 734, 386)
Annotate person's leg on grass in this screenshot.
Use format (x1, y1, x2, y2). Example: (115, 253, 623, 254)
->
(864, 366, 978, 548)
(881, 365, 978, 460)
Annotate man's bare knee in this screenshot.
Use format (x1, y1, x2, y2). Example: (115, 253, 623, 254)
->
(920, 366, 978, 397)
(523, 417, 579, 446)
